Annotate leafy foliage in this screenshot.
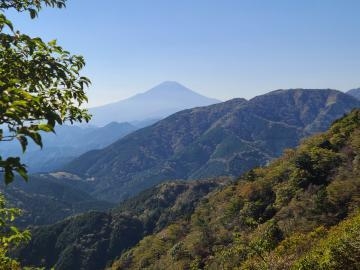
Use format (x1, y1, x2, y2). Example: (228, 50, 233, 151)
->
(0, 194, 30, 269)
(295, 212, 360, 269)
(0, 1, 92, 269)
(0, 0, 90, 184)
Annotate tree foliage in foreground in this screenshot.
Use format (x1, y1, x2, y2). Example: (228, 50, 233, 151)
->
(0, 0, 90, 184)
(0, 194, 30, 269)
(0, 0, 90, 268)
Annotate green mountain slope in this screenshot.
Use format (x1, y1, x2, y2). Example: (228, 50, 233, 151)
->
(16, 179, 226, 269)
(109, 109, 360, 270)
(294, 211, 360, 269)
(65, 89, 360, 202)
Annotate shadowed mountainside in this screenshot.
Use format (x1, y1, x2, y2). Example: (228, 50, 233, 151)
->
(16, 179, 226, 270)
(1, 173, 114, 227)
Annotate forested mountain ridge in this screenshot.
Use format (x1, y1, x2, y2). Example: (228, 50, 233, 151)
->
(65, 89, 360, 202)
(110, 109, 360, 270)
(16, 179, 227, 269)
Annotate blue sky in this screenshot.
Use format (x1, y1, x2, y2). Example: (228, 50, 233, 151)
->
(6, 0, 360, 107)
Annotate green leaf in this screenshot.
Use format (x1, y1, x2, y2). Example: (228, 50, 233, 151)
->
(18, 128, 43, 148)
(30, 9, 37, 19)
(29, 131, 43, 148)
(16, 136, 28, 153)
(17, 166, 28, 181)
(4, 167, 14, 185)
(37, 123, 55, 133)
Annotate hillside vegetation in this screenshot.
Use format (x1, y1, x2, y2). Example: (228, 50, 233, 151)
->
(66, 89, 360, 202)
(16, 179, 227, 269)
(110, 109, 360, 270)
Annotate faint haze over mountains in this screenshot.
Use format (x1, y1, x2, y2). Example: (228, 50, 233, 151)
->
(0, 122, 137, 173)
(89, 81, 220, 126)
(88, 81, 359, 127)
(2, 82, 357, 173)
(347, 88, 360, 100)
(67, 88, 360, 202)
(6, 0, 360, 106)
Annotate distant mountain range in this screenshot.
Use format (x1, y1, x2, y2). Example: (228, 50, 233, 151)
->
(2, 173, 113, 227)
(0, 81, 219, 172)
(347, 87, 360, 100)
(0, 122, 137, 172)
(89, 81, 221, 126)
(4, 83, 358, 174)
(65, 89, 360, 202)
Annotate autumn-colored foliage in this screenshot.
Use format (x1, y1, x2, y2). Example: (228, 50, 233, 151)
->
(111, 110, 360, 270)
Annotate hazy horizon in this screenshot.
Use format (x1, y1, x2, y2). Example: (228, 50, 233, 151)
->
(6, 0, 360, 107)
(88, 80, 356, 109)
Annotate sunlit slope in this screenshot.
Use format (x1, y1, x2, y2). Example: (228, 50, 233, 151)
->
(111, 109, 360, 270)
